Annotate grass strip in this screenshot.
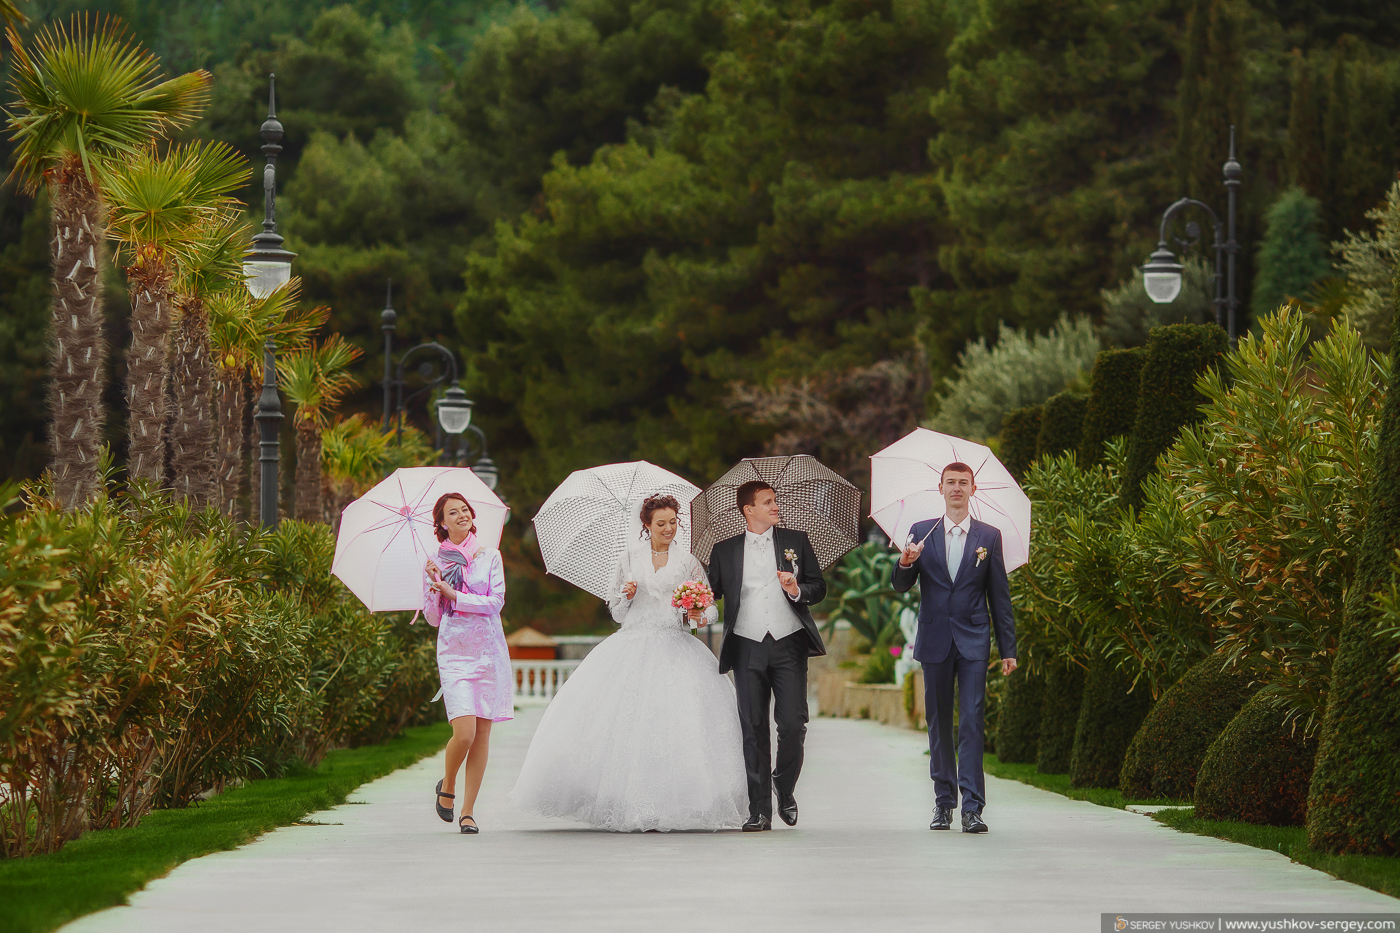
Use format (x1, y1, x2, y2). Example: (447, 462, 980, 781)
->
(1153, 808, 1400, 901)
(0, 721, 451, 933)
(983, 754, 1186, 809)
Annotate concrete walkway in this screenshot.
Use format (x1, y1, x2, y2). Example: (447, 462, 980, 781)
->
(65, 707, 1396, 933)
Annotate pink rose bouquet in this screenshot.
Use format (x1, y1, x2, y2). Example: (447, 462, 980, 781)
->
(671, 579, 715, 612)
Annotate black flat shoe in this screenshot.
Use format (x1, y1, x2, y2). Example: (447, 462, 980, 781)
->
(961, 810, 988, 834)
(460, 815, 479, 834)
(930, 807, 953, 830)
(742, 816, 772, 832)
(434, 779, 455, 823)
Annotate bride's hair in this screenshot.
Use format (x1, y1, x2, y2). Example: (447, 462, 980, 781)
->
(639, 494, 681, 538)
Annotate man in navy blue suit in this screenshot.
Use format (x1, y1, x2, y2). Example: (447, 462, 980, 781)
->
(891, 461, 1017, 833)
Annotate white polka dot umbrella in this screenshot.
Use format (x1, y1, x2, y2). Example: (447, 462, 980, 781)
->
(869, 428, 1031, 573)
(332, 466, 510, 612)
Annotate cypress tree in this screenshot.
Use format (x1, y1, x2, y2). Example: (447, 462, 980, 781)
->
(1035, 393, 1088, 461)
(1251, 188, 1330, 319)
(1197, 694, 1318, 826)
(996, 667, 1045, 764)
(1306, 281, 1400, 855)
(1078, 348, 1146, 466)
(1069, 655, 1155, 789)
(1121, 324, 1228, 511)
(1286, 48, 1325, 203)
(1000, 404, 1043, 480)
(1036, 660, 1086, 774)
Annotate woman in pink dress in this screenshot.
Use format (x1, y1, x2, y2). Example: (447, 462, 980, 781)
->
(423, 492, 510, 834)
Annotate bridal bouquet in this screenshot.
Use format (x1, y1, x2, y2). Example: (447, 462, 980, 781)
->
(672, 579, 715, 612)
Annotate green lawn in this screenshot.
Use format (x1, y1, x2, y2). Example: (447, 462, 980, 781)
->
(984, 753, 1399, 902)
(0, 721, 451, 933)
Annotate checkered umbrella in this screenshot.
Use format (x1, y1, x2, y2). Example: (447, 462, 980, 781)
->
(690, 455, 861, 570)
(532, 461, 701, 600)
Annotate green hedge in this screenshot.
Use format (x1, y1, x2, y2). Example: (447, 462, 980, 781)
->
(1069, 656, 1154, 788)
(1036, 660, 1085, 774)
(1036, 392, 1088, 461)
(1196, 693, 1318, 826)
(1078, 348, 1146, 465)
(1308, 334, 1400, 854)
(1000, 404, 1043, 481)
(995, 666, 1045, 763)
(1120, 656, 1259, 800)
(1121, 324, 1228, 510)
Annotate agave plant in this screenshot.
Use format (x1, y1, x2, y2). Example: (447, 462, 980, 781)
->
(168, 212, 248, 507)
(207, 281, 326, 518)
(104, 141, 250, 484)
(278, 336, 363, 522)
(5, 15, 209, 508)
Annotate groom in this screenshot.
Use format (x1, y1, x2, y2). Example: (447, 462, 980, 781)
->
(891, 462, 1016, 834)
(708, 481, 827, 832)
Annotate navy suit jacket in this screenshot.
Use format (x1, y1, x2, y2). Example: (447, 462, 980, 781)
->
(890, 517, 1016, 665)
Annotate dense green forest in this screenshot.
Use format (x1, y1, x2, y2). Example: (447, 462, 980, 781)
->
(2, 0, 1399, 627)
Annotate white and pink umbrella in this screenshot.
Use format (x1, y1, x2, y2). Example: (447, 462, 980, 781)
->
(869, 428, 1031, 573)
(332, 466, 510, 612)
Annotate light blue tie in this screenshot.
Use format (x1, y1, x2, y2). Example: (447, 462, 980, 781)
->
(946, 526, 965, 582)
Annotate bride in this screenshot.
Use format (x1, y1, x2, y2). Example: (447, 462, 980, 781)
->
(510, 494, 748, 831)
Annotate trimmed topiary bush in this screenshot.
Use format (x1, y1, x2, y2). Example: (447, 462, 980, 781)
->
(1119, 656, 1259, 800)
(1069, 656, 1154, 788)
(995, 666, 1044, 763)
(1308, 329, 1400, 854)
(1078, 348, 1146, 466)
(1036, 660, 1085, 774)
(1196, 693, 1319, 826)
(1121, 323, 1228, 510)
(1036, 392, 1088, 461)
(1000, 404, 1043, 480)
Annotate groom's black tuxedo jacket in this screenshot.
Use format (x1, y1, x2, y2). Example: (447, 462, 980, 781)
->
(706, 527, 827, 675)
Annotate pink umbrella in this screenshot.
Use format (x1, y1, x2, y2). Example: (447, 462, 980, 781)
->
(332, 466, 510, 612)
(869, 428, 1031, 572)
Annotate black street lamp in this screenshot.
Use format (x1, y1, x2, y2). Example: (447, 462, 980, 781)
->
(379, 280, 499, 488)
(1142, 125, 1243, 345)
(249, 74, 295, 529)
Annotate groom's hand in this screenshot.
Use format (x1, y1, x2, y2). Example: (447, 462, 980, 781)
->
(1001, 658, 1017, 676)
(777, 570, 800, 598)
(899, 541, 924, 567)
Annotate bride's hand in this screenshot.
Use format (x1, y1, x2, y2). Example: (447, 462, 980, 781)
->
(686, 607, 703, 625)
(622, 581, 638, 600)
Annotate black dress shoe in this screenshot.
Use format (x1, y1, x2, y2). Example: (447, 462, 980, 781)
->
(777, 795, 798, 826)
(929, 807, 953, 830)
(742, 815, 772, 832)
(961, 810, 988, 834)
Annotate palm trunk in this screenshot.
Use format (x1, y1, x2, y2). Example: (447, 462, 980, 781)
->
(124, 247, 173, 486)
(169, 295, 217, 507)
(47, 160, 108, 508)
(294, 421, 322, 523)
(214, 374, 248, 517)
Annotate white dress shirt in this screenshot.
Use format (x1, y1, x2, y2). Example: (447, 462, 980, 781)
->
(733, 528, 802, 642)
(945, 515, 971, 583)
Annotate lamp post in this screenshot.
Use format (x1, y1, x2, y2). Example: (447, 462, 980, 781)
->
(1141, 125, 1242, 345)
(248, 74, 295, 529)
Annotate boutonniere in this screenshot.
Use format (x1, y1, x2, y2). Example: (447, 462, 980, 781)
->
(975, 546, 988, 566)
(784, 547, 798, 573)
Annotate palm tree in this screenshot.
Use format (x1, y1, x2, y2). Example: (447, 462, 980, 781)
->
(207, 280, 325, 517)
(278, 336, 362, 523)
(104, 141, 249, 484)
(5, 15, 209, 508)
(168, 212, 245, 507)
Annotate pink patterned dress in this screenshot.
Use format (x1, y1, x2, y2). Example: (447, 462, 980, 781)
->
(423, 540, 513, 723)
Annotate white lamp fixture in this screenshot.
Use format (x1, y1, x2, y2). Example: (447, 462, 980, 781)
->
(471, 455, 499, 491)
(435, 383, 474, 435)
(1141, 246, 1184, 305)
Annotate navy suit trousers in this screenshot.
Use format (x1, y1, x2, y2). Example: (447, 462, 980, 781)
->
(922, 642, 988, 812)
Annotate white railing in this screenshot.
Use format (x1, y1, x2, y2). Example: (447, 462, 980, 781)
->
(512, 660, 581, 704)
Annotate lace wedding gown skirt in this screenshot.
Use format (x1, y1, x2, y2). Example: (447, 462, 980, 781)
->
(509, 547, 748, 832)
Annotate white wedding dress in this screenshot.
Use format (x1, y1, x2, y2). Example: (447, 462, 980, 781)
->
(509, 543, 748, 831)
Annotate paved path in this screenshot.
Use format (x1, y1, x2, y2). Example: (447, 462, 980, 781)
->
(66, 707, 1396, 933)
